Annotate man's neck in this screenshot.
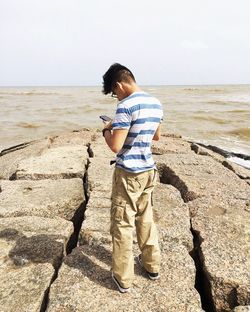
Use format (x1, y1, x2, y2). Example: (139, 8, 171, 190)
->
(125, 82, 142, 96)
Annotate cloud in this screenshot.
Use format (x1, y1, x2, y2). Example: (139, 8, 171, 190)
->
(181, 40, 208, 51)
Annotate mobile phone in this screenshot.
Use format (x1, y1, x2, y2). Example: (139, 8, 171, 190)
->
(99, 115, 112, 122)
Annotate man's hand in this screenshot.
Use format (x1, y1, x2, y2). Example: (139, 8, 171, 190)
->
(103, 120, 113, 130)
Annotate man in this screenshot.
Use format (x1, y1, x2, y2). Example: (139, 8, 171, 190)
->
(102, 63, 163, 293)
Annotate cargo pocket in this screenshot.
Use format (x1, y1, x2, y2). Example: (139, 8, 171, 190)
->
(127, 176, 145, 193)
(110, 197, 126, 235)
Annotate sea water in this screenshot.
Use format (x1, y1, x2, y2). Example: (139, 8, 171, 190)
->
(0, 85, 249, 166)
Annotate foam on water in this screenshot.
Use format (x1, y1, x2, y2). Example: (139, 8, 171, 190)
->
(227, 156, 250, 169)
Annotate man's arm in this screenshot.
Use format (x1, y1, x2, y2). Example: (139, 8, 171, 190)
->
(153, 124, 161, 141)
(103, 128, 129, 153)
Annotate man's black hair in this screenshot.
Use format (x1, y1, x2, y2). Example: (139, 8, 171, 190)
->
(102, 63, 136, 95)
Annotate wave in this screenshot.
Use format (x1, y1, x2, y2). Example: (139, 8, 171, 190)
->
(0, 91, 60, 96)
(228, 128, 250, 139)
(228, 109, 250, 113)
(193, 115, 228, 124)
(23, 92, 60, 96)
(184, 88, 226, 92)
(17, 122, 41, 129)
(206, 100, 250, 105)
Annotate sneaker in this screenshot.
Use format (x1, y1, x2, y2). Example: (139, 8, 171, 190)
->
(111, 272, 130, 293)
(137, 254, 160, 280)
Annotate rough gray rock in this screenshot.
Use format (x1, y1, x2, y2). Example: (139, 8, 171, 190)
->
(0, 179, 85, 220)
(88, 136, 116, 159)
(15, 145, 88, 180)
(155, 151, 250, 311)
(0, 216, 74, 312)
(47, 243, 203, 312)
(234, 307, 250, 312)
(191, 202, 250, 311)
(87, 157, 114, 192)
(0, 263, 54, 312)
(222, 159, 250, 180)
(0, 129, 249, 312)
(0, 216, 74, 265)
(80, 206, 111, 245)
(45, 128, 93, 148)
(155, 153, 249, 203)
(57, 183, 203, 312)
(152, 135, 192, 155)
(0, 138, 51, 179)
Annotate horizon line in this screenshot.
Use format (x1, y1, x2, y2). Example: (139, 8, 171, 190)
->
(0, 83, 250, 88)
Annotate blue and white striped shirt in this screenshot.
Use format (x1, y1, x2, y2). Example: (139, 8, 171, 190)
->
(112, 91, 163, 173)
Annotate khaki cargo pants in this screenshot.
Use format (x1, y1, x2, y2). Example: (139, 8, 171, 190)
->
(111, 167, 161, 288)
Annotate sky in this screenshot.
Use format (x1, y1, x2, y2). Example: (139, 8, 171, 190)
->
(0, 0, 250, 86)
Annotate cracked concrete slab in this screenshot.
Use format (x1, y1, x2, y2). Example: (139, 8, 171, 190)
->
(155, 153, 250, 202)
(62, 183, 202, 311)
(0, 262, 54, 312)
(154, 184, 193, 252)
(0, 179, 85, 220)
(152, 135, 192, 155)
(191, 199, 250, 311)
(0, 138, 51, 179)
(80, 206, 111, 245)
(15, 145, 88, 180)
(47, 242, 203, 312)
(45, 129, 93, 148)
(88, 134, 116, 159)
(87, 157, 114, 192)
(222, 160, 250, 180)
(0, 216, 74, 264)
(234, 306, 250, 312)
(154, 149, 250, 311)
(0, 216, 74, 312)
(1, 129, 249, 312)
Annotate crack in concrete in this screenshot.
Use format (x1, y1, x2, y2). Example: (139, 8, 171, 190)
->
(189, 224, 217, 312)
(190, 142, 250, 161)
(190, 142, 250, 181)
(40, 260, 63, 312)
(157, 164, 217, 312)
(40, 144, 92, 312)
(5, 143, 93, 312)
(0, 141, 36, 157)
(157, 163, 199, 202)
(221, 160, 249, 180)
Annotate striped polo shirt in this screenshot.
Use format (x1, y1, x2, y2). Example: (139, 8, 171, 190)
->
(112, 91, 163, 173)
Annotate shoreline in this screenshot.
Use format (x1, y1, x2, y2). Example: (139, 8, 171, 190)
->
(1, 128, 250, 169)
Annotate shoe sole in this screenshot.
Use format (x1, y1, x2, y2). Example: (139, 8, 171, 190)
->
(147, 273, 160, 280)
(136, 255, 160, 280)
(111, 272, 130, 293)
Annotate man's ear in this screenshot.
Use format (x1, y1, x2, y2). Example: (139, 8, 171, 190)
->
(116, 82, 123, 91)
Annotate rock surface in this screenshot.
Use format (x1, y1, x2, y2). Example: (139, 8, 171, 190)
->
(154, 137, 250, 311)
(15, 145, 88, 180)
(47, 184, 202, 312)
(0, 128, 249, 312)
(0, 179, 84, 220)
(0, 216, 74, 312)
(234, 307, 250, 312)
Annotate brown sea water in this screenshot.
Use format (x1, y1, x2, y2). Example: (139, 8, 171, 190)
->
(0, 85, 249, 163)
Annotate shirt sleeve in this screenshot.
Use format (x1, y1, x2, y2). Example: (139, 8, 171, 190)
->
(112, 103, 132, 130)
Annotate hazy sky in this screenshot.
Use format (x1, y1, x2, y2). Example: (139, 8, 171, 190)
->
(1, 0, 250, 86)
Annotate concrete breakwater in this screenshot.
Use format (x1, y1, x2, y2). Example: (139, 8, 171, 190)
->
(0, 128, 249, 312)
